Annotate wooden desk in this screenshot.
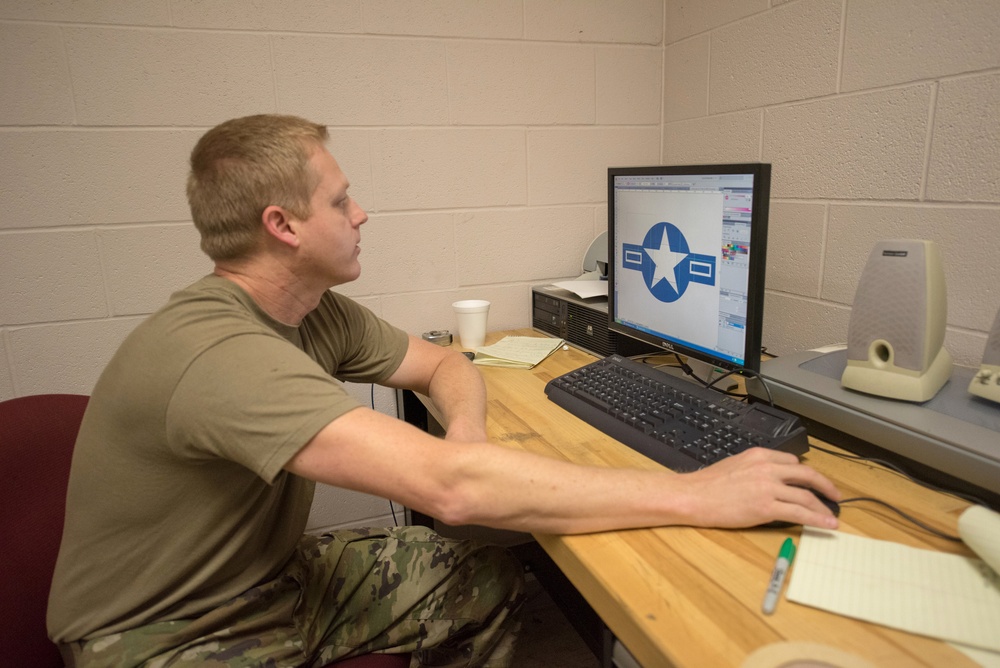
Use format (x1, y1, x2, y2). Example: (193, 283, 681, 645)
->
(414, 329, 977, 667)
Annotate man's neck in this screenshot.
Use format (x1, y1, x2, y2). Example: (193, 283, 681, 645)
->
(213, 263, 323, 327)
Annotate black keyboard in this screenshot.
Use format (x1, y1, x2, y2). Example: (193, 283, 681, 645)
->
(544, 354, 809, 472)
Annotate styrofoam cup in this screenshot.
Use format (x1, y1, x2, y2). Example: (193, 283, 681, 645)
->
(452, 300, 491, 349)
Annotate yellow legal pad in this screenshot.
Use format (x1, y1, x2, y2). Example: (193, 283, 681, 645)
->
(472, 336, 564, 369)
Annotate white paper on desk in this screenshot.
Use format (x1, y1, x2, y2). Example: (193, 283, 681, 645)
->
(786, 526, 1000, 653)
(552, 280, 608, 299)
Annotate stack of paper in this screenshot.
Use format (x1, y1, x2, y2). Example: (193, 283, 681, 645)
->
(472, 336, 564, 369)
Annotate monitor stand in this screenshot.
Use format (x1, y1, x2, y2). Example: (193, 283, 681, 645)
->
(747, 348, 1000, 507)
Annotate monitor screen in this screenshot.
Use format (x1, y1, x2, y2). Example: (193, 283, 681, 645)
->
(607, 163, 771, 373)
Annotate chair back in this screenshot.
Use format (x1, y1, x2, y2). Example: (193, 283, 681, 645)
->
(0, 394, 89, 666)
(0, 393, 410, 668)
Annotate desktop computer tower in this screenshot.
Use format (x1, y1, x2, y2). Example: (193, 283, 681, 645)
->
(531, 284, 659, 358)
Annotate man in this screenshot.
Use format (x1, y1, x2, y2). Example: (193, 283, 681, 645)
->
(48, 114, 840, 667)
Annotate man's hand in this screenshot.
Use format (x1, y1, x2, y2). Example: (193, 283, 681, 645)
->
(673, 448, 841, 530)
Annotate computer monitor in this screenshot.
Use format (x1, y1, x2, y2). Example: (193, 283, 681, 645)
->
(607, 163, 771, 374)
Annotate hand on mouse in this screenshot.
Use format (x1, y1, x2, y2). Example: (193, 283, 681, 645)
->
(672, 447, 841, 529)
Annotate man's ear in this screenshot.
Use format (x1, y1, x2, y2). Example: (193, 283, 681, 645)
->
(261, 205, 300, 249)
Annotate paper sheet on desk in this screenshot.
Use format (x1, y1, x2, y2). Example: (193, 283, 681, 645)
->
(786, 511, 1000, 654)
(552, 280, 607, 299)
(472, 336, 564, 369)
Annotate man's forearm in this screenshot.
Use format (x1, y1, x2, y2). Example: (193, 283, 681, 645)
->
(427, 352, 488, 442)
(384, 335, 488, 441)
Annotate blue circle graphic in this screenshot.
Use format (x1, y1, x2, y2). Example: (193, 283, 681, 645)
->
(642, 222, 689, 303)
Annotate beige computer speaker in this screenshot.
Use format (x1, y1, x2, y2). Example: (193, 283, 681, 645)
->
(841, 239, 952, 402)
(968, 305, 1000, 404)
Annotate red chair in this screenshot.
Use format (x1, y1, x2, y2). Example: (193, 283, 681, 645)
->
(0, 394, 409, 668)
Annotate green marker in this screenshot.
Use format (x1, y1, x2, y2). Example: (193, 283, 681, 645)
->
(762, 537, 796, 615)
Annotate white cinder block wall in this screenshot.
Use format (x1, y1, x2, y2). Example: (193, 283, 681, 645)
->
(663, 0, 1000, 363)
(2, 1, 998, 530)
(0, 0, 663, 531)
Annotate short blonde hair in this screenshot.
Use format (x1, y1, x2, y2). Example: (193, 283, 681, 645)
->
(186, 114, 329, 261)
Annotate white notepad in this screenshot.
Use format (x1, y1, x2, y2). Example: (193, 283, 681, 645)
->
(786, 508, 1000, 653)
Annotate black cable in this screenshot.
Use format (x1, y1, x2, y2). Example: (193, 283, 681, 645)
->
(626, 352, 730, 401)
(631, 344, 782, 403)
(671, 354, 774, 403)
(389, 500, 400, 527)
(633, 352, 683, 369)
(808, 443, 991, 508)
(632, 352, 772, 403)
(753, 373, 776, 406)
(657, 355, 707, 387)
(671, 352, 696, 378)
(707, 367, 775, 405)
(839, 497, 962, 542)
(809, 443, 996, 540)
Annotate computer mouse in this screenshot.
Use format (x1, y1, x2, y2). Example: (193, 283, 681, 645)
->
(810, 489, 841, 517)
(759, 487, 840, 529)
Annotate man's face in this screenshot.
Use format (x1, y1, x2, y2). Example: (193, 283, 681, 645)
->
(296, 146, 368, 287)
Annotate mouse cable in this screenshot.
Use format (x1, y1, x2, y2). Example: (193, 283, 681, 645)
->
(371, 383, 402, 527)
(808, 443, 991, 509)
(838, 497, 962, 542)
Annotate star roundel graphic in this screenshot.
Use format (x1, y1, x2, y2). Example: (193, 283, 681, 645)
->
(621, 222, 716, 303)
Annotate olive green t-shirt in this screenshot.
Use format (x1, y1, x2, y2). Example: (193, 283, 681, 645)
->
(47, 275, 408, 643)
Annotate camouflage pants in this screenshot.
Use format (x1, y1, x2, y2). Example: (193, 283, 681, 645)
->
(60, 525, 526, 668)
